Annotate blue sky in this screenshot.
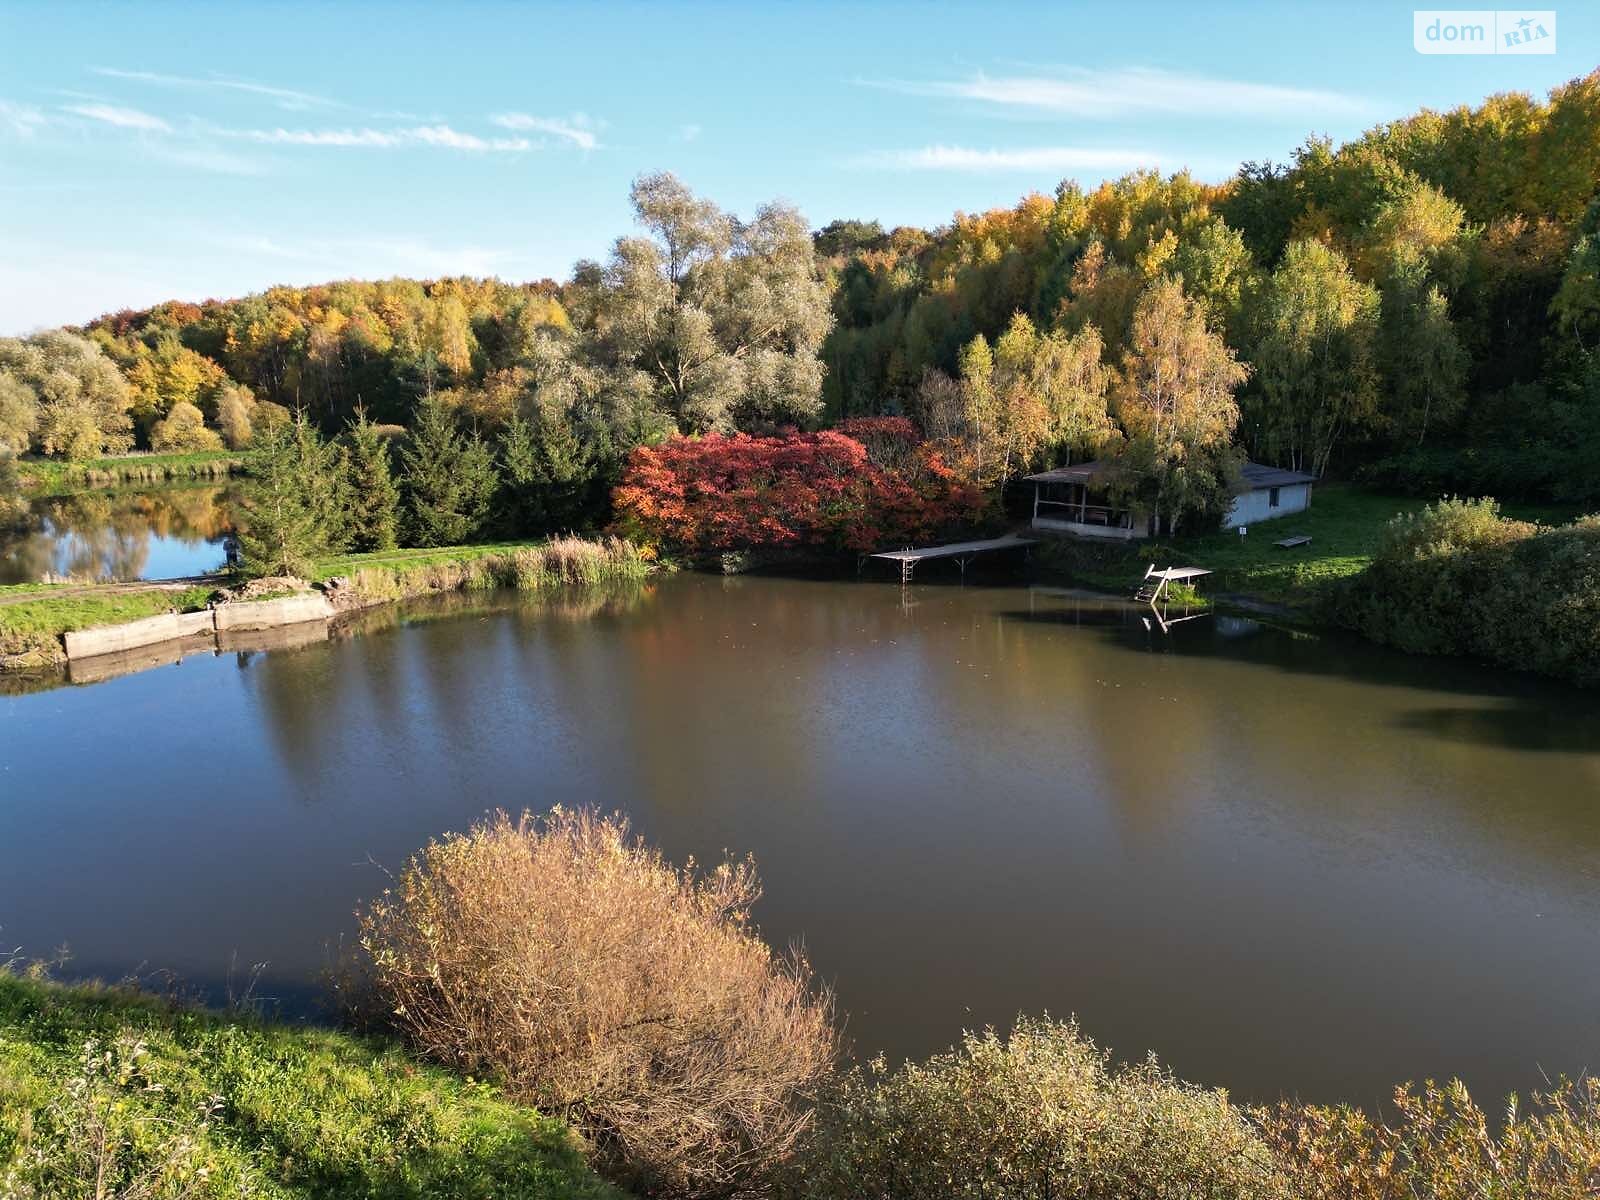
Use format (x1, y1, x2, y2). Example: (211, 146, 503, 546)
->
(1, 1, 1594, 333)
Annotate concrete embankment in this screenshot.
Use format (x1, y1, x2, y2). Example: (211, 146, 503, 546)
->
(63, 591, 337, 667)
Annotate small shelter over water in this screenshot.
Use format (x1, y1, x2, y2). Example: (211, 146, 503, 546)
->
(1024, 460, 1316, 540)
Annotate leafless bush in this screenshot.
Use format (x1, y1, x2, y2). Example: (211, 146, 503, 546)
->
(355, 808, 837, 1198)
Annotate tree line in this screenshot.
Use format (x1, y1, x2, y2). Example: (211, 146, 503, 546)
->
(3, 71, 1598, 540)
(820, 71, 1600, 507)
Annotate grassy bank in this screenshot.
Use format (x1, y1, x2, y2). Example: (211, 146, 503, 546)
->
(1034, 483, 1583, 609)
(0, 537, 651, 674)
(0, 583, 216, 668)
(0, 971, 620, 1199)
(322, 536, 653, 603)
(15, 450, 247, 498)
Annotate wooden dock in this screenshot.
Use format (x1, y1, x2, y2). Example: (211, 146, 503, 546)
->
(870, 534, 1037, 583)
(1134, 564, 1212, 604)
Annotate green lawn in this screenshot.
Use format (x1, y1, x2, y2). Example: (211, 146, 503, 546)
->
(0, 971, 622, 1199)
(1035, 483, 1587, 606)
(0, 585, 215, 638)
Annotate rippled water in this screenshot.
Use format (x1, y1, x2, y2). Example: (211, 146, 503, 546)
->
(3, 574, 1597, 1108)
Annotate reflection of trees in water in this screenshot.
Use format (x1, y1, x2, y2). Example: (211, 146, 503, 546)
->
(247, 583, 655, 795)
(0, 486, 236, 583)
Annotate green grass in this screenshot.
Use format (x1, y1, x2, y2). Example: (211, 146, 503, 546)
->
(0, 586, 215, 639)
(310, 540, 550, 582)
(314, 537, 653, 598)
(0, 971, 623, 1200)
(1036, 483, 1588, 607)
(16, 450, 247, 498)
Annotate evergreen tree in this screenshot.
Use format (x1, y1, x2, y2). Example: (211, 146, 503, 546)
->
(497, 414, 542, 535)
(236, 419, 326, 578)
(497, 409, 610, 536)
(344, 408, 400, 552)
(399, 395, 499, 547)
(295, 412, 352, 555)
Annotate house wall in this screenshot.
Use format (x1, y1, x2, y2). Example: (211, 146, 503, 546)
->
(1223, 483, 1311, 529)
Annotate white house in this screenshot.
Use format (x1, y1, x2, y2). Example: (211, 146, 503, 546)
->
(1222, 463, 1315, 529)
(1025, 460, 1315, 539)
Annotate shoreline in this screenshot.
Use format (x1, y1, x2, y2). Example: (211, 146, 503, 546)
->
(0, 535, 652, 684)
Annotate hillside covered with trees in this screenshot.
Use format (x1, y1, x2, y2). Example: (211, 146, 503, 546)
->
(3, 72, 1599, 542)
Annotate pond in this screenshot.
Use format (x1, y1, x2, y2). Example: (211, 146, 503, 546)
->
(2, 573, 1598, 1111)
(0, 486, 236, 584)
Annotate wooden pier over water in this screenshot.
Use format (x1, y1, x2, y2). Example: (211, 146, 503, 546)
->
(870, 534, 1037, 583)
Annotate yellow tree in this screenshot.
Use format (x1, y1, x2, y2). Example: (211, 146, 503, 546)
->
(1114, 278, 1249, 532)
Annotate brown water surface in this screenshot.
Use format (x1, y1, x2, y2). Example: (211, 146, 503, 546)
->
(2, 573, 1597, 1108)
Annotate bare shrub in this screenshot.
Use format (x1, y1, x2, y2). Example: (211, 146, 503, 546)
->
(787, 1016, 1288, 1200)
(355, 808, 837, 1198)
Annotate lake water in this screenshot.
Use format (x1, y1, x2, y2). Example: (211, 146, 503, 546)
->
(2, 573, 1598, 1110)
(0, 487, 234, 584)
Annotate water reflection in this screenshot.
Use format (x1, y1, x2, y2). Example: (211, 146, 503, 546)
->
(0, 486, 235, 583)
(2, 574, 1598, 1112)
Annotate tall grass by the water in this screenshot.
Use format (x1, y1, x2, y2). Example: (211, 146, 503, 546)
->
(17, 451, 245, 497)
(338, 536, 651, 604)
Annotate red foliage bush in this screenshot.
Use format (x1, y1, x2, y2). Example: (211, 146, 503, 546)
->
(613, 426, 983, 555)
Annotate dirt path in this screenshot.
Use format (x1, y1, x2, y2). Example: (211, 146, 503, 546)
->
(0, 574, 226, 607)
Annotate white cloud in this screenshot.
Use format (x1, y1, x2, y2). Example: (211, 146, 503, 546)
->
(214, 233, 517, 278)
(490, 112, 601, 149)
(869, 67, 1370, 119)
(229, 123, 533, 152)
(91, 67, 336, 110)
(677, 123, 702, 142)
(0, 101, 48, 137)
(148, 143, 268, 176)
(63, 103, 172, 132)
(859, 144, 1163, 172)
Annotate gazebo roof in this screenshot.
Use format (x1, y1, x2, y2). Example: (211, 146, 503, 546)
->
(1023, 460, 1120, 485)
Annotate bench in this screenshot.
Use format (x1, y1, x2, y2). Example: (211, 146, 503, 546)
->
(1274, 535, 1312, 549)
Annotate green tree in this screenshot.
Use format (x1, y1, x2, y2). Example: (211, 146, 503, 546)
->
(0, 374, 38, 455)
(580, 172, 833, 433)
(1250, 240, 1381, 475)
(1384, 281, 1467, 445)
(344, 408, 401, 552)
(1113, 277, 1250, 532)
(236, 419, 328, 578)
(0, 332, 133, 460)
(399, 396, 499, 547)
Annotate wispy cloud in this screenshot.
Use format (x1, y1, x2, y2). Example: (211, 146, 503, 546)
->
(857, 144, 1162, 173)
(63, 103, 173, 132)
(224, 123, 535, 152)
(676, 123, 702, 142)
(868, 67, 1370, 119)
(91, 66, 336, 110)
(0, 101, 48, 137)
(490, 112, 601, 150)
(215, 233, 518, 278)
(148, 143, 267, 176)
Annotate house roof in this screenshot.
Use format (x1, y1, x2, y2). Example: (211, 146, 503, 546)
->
(1025, 459, 1315, 490)
(1238, 462, 1317, 489)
